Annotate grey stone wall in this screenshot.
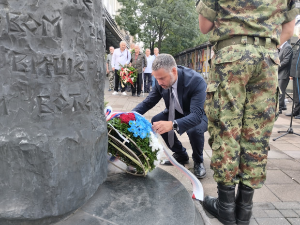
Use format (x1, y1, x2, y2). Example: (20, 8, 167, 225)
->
(0, 0, 107, 222)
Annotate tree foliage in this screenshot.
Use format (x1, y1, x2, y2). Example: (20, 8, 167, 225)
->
(116, 0, 208, 55)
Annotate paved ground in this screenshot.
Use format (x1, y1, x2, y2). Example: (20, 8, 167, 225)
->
(105, 78, 300, 225)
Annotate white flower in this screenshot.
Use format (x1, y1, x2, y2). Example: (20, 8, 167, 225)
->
(149, 132, 164, 157)
(154, 160, 159, 167)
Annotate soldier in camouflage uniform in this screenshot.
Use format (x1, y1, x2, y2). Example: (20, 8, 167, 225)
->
(106, 46, 115, 91)
(196, 0, 299, 224)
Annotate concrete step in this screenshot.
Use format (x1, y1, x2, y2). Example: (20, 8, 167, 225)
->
(54, 168, 204, 225)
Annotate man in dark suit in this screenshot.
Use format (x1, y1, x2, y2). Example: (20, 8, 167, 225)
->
(133, 54, 208, 178)
(288, 37, 300, 119)
(278, 41, 293, 114)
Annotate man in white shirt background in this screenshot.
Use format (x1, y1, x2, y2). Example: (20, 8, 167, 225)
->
(151, 47, 159, 89)
(111, 41, 131, 95)
(144, 49, 154, 93)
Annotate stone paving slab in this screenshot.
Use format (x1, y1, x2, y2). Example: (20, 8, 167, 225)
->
(264, 170, 295, 184)
(255, 218, 290, 225)
(279, 209, 299, 218)
(287, 218, 300, 225)
(266, 184, 300, 201)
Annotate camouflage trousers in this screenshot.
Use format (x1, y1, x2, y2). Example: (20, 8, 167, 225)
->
(205, 43, 280, 189)
(108, 71, 114, 90)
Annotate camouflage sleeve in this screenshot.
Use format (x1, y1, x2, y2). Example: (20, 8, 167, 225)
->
(196, 0, 217, 23)
(283, 0, 300, 24)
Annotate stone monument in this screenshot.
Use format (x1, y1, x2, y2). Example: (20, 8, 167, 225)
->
(0, 0, 107, 223)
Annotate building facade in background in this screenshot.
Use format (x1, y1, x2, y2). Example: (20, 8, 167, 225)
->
(103, 0, 133, 51)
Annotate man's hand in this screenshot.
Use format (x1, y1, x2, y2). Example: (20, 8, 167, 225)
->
(152, 121, 173, 134)
(106, 69, 109, 74)
(143, 67, 146, 72)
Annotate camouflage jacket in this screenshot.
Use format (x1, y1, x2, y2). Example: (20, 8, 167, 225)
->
(196, 0, 300, 45)
(130, 52, 147, 74)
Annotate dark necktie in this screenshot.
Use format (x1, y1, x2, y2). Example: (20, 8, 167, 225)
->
(168, 87, 175, 148)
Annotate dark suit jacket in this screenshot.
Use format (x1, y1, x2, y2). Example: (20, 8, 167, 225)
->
(133, 66, 208, 135)
(278, 42, 293, 80)
(290, 43, 300, 78)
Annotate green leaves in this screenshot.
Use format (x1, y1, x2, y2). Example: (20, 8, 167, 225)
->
(108, 117, 158, 174)
(116, 0, 209, 55)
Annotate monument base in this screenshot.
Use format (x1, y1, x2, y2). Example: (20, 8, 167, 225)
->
(53, 168, 204, 225)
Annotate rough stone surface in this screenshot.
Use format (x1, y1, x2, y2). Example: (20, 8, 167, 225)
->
(54, 168, 204, 225)
(0, 0, 107, 222)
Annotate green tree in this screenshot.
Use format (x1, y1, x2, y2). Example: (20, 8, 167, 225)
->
(116, 0, 208, 55)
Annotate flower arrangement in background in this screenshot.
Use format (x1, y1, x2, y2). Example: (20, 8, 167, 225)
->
(106, 108, 163, 176)
(118, 65, 138, 87)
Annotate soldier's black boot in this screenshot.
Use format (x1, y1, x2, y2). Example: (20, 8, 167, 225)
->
(236, 183, 254, 225)
(203, 183, 236, 225)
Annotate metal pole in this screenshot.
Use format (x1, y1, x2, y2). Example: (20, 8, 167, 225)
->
(142, 59, 144, 97)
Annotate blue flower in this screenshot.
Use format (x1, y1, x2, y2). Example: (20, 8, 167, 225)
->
(128, 127, 134, 132)
(133, 131, 139, 138)
(140, 130, 147, 139)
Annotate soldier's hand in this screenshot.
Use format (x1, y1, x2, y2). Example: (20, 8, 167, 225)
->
(152, 121, 173, 134)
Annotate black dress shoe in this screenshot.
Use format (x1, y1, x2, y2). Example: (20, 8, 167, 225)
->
(278, 109, 282, 114)
(295, 115, 300, 119)
(132, 93, 136, 96)
(285, 112, 298, 117)
(163, 152, 189, 165)
(282, 106, 287, 110)
(194, 162, 206, 179)
(137, 94, 140, 97)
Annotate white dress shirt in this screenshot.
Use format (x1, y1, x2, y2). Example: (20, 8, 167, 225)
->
(144, 55, 154, 73)
(280, 41, 287, 49)
(111, 48, 131, 70)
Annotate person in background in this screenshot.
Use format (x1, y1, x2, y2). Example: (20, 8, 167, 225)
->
(106, 46, 115, 91)
(133, 54, 207, 179)
(130, 45, 147, 97)
(144, 48, 154, 93)
(151, 47, 160, 89)
(126, 43, 136, 92)
(278, 40, 293, 114)
(287, 34, 300, 119)
(129, 43, 135, 54)
(111, 41, 131, 96)
(197, 0, 298, 224)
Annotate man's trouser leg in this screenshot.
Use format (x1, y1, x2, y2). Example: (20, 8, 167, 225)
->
(205, 44, 279, 189)
(144, 73, 150, 92)
(186, 124, 205, 163)
(151, 112, 187, 155)
(293, 77, 300, 114)
(114, 70, 126, 92)
(137, 73, 142, 95)
(109, 71, 114, 90)
(278, 78, 289, 109)
(152, 75, 156, 88)
(114, 70, 120, 92)
(131, 82, 136, 95)
(148, 73, 152, 91)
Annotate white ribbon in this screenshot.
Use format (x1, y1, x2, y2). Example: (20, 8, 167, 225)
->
(108, 123, 129, 143)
